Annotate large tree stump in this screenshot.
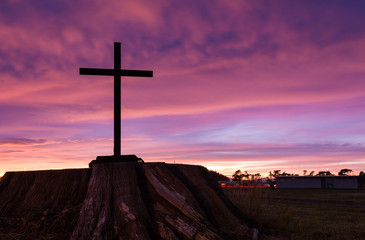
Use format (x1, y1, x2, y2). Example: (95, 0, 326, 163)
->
(0, 163, 251, 239)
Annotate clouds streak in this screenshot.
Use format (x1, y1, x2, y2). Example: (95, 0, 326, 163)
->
(1, 0, 365, 175)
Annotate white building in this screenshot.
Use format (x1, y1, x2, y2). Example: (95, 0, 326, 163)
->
(275, 176, 359, 189)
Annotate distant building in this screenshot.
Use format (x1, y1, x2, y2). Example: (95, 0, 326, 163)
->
(275, 175, 359, 189)
(359, 175, 365, 188)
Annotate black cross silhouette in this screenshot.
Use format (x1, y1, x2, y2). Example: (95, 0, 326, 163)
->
(80, 42, 153, 157)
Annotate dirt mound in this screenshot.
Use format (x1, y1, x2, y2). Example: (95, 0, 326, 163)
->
(0, 163, 251, 239)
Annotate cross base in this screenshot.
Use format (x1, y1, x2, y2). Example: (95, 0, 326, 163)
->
(89, 155, 144, 167)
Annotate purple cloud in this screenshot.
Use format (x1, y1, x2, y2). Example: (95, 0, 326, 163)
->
(0, 138, 48, 146)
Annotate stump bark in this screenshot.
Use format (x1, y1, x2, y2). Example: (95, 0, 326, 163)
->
(0, 163, 251, 239)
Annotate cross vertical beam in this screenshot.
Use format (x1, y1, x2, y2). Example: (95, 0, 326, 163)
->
(79, 42, 153, 158)
(114, 42, 121, 156)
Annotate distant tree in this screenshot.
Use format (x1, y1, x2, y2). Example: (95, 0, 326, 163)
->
(232, 170, 243, 181)
(338, 169, 353, 176)
(303, 170, 307, 176)
(232, 170, 264, 181)
(360, 171, 365, 176)
(268, 171, 274, 179)
(271, 170, 298, 177)
(242, 171, 250, 180)
(251, 173, 261, 180)
(309, 171, 315, 176)
(273, 170, 281, 176)
(317, 171, 333, 176)
(281, 172, 291, 176)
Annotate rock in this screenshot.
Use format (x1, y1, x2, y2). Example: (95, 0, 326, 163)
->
(0, 162, 250, 239)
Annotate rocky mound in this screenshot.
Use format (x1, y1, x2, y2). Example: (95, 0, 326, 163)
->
(0, 162, 251, 239)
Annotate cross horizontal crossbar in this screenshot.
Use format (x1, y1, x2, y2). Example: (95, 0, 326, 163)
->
(80, 68, 153, 77)
(79, 42, 153, 158)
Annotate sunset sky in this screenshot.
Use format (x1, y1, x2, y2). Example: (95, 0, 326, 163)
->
(1, 0, 365, 177)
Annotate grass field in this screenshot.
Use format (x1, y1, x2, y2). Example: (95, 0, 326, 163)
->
(222, 188, 365, 240)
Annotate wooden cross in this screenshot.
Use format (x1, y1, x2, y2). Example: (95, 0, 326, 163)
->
(80, 42, 153, 157)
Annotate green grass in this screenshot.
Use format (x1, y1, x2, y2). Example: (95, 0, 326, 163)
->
(222, 188, 365, 240)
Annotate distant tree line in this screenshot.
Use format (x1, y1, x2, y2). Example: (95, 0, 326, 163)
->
(231, 168, 364, 182)
(232, 170, 261, 181)
(269, 168, 363, 177)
